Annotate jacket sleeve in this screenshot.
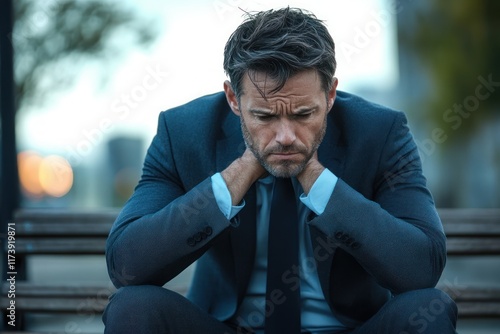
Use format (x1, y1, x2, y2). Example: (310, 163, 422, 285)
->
(309, 112, 446, 294)
(105, 112, 232, 288)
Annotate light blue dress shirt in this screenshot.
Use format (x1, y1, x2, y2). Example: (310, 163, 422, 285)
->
(211, 169, 350, 333)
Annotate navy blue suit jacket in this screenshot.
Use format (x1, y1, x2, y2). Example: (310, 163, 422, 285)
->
(106, 91, 446, 327)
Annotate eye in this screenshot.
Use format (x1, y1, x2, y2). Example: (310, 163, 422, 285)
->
(256, 115, 275, 121)
(293, 113, 312, 120)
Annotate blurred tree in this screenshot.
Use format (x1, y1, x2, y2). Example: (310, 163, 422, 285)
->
(397, 0, 500, 207)
(11, 0, 158, 112)
(399, 0, 500, 142)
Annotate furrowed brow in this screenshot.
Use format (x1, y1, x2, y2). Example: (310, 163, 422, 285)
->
(293, 106, 318, 114)
(249, 109, 274, 115)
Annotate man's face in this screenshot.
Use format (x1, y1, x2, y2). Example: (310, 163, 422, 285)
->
(225, 69, 337, 177)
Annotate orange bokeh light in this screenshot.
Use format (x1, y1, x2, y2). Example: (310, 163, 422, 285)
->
(18, 151, 73, 198)
(39, 155, 74, 197)
(18, 151, 45, 197)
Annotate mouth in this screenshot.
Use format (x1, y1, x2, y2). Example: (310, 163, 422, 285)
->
(269, 152, 301, 159)
(271, 152, 298, 156)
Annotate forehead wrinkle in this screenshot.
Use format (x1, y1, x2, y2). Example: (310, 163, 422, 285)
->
(250, 96, 318, 115)
(240, 70, 326, 114)
(274, 98, 291, 114)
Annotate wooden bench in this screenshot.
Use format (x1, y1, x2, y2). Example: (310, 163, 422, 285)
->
(436, 208, 500, 318)
(1, 208, 499, 331)
(1, 209, 118, 323)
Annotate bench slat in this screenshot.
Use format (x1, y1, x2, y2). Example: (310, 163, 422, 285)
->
(443, 223, 500, 236)
(1, 282, 187, 298)
(452, 287, 500, 301)
(438, 208, 500, 223)
(446, 238, 500, 255)
(1, 297, 108, 313)
(458, 303, 500, 317)
(1, 282, 115, 297)
(13, 209, 120, 222)
(439, 208, 500, 236)
(15, 222, 112, 236)
(0, 282, 188, 313)
(15, 239, 107, 254)
(12, 209, 117, 237)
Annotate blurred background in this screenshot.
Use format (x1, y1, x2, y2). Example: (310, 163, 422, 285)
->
(7, 0, 500, 210)
(1, 0, 499, 332)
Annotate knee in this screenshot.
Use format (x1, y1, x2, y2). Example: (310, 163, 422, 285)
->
(103, 285, 182, 332)
(104, 285, 157, 320)
(391, 288, 458, 333)
(110, 285, 169, 306)
(401, 288, 457, 318)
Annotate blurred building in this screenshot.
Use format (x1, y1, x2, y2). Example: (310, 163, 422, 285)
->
(107, 136, 144, 206)
(396, 0, 500, 208)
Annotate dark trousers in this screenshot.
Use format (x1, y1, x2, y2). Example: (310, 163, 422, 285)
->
(102, 285, 457, 334)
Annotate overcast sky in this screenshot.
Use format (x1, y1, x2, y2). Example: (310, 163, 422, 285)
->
(19, 0, 398, 160)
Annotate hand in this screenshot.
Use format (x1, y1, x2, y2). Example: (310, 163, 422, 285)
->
(239, 148, 268, 181)
(297, 151, 325, 194)
(221, 148, 267, 205)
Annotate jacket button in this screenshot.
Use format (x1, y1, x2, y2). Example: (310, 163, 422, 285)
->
(351, 242, 361, 249)
(345, 237, 355, 246)
(335, 231, 344, 240)
(187, 237, 195, 246)
(307, 211, 317, 222)
(204, 226, 213, 236)
(229, 215, 240, 227)
(194, 232, 202, 242)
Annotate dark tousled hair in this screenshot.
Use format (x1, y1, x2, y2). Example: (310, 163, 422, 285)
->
(223, 7, 337, 98)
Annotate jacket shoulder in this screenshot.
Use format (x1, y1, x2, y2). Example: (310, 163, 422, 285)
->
(332, 91, 407, 143)
(334, 91, 402, 123)
(158, 91, 233, 140)
(160, 91, 229, 122)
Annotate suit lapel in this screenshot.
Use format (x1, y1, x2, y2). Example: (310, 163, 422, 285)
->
(319, 109, 346, 178)
(216, 109, 257, 301)
(216, 110, 245, 171)
(314, 106, 347, 304)
(231, 186, 257, 301)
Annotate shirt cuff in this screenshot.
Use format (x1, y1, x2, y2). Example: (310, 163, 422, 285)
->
(299, 169, 338, 215)
(211, 173, 245, 221)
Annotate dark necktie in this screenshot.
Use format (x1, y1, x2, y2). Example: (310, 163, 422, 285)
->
(265, 178, 301, 334)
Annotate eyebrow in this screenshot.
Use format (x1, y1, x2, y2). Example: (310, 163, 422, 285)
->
(249, 109, 274, 116)
(294, 107, 317, 114)
(249, 106, 318, 115)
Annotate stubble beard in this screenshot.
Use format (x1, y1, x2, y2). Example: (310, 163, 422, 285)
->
(240, 115, 327, 178)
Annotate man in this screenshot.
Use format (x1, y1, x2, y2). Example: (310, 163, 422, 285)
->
(104, 7, 457, 334)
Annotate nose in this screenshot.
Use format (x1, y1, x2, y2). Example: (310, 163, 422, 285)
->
(275, 120, 296, 146)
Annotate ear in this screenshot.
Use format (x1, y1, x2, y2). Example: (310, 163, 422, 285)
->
(223, 80, 241, 116)
(326, 77, 339, 113)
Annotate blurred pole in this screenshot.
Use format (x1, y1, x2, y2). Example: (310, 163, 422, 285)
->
(1, 0, 19, 285)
